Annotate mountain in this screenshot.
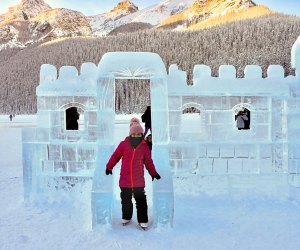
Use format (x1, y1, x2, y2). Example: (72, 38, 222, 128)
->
(0, 0, 91, 50)
(111, 0, 139, 14)
(158, 0, 272, 30)
(30, 9, 92, 40)
(0, 0, 288, 49)
(188, 5, 273, 30)
(0, 0, 52, 23)
(89, 0, 139, 36)
(186, 0, 255, 17)
(89, 0, 195, 36)
(91, 0, 273, 36)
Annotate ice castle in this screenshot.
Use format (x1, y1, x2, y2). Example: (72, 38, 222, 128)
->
(22, 36, 300, 228)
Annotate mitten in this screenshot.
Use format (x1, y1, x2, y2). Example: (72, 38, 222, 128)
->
(106, 169, 112, 175)
(152, 173, 161, 181)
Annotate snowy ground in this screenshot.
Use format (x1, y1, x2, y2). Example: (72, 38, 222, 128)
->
(1, 115, 300, 250)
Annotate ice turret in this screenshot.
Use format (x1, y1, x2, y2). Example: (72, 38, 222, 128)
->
(292, 36, 300, 77)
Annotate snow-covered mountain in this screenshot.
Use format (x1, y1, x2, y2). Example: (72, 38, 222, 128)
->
(89, 0, 139, 36)
(30, 9, 91, 40)
(158, 0, 259, 29)
(0, 0, 52, 23)
(0, 0, 276, 48)
(90, 0, 266, 36)
(89, 0, 195, 36)
(186, 0, 255, 17)
(0, 0, 91, 50)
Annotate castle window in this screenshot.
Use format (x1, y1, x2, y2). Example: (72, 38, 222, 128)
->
(65, 107, 84, 131)
(180, 103, 203, 135)
(235, 107, 250, 130)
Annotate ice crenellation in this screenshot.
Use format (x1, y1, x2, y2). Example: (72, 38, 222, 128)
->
(38, 63, 98, 96)
(169, 64, 289, 96)
(292, 36, 300, 71)
(38, 62, 291, 97)
(23, 36, 300, 229)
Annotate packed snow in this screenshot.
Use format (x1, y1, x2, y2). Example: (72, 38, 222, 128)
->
(1, 115, 300, 250)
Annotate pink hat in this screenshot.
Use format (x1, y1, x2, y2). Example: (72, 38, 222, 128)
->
(129, 117, 144, 135)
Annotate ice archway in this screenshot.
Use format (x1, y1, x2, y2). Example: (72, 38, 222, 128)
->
(92, 52, 174, 228)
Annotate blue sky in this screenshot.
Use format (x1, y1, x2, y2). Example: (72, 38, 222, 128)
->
(0, 0, 299, 16)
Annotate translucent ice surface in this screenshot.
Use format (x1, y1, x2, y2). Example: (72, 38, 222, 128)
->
(23, 37, 300, 230)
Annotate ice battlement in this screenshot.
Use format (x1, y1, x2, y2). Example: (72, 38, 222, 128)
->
(37, 62, 98, 96)
(168, 64, 297, 96)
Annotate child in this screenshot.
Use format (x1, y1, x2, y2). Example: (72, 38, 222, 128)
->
(105, 118, 161, 229)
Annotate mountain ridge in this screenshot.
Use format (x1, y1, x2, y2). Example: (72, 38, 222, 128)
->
(89, 0, 195, 36)
(158, 0, 271, 29)
(0, 0, 297, 49)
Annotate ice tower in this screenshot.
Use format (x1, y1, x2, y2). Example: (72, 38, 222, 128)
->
(23, 36, 300, 229)
(22, 63, 99, 199)
(92, 52, 173, 228)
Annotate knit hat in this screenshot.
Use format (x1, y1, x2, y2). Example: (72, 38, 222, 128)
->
(129, 117, 144, 136)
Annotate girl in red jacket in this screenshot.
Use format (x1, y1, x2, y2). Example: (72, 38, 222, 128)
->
(105, 117, 161, 229)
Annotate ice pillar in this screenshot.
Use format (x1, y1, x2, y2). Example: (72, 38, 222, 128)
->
(289, 36, 300, 186)
(22, 142, 35, 201)
(22, 128, 48, 201)
(150, 77, 174, 228)
(291, 36, 300, 78)
(91, 75, 115, 228)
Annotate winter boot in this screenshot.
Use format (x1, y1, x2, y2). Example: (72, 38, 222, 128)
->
(122, 219, 131, 226)
(139, 222, 148, 230)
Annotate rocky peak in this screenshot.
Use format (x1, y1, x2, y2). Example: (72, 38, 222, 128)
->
(2, 0, 52, 22)
(20, 0, 49, 6)
(0, 1, 91, 50)
(188, 0, 256, 16)
(111, 0, 138, 14)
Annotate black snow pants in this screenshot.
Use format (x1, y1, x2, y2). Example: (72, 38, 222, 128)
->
(120, 187, 148, 223)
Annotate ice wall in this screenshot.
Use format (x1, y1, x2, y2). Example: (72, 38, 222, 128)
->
(167, 62, 295, 177)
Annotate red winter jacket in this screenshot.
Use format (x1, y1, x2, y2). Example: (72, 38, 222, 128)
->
(106, 137, 158, 188)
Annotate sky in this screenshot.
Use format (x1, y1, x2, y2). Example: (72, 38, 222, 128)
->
(0, 0, 299, 17)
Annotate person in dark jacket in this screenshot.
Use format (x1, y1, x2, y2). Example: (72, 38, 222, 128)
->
(105, 118, 160, 229)
(145, 134, 152, 151)
(141, 106, 151, 137)
(66, 107, 79, 130)
(236, 110, 248, 130)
